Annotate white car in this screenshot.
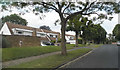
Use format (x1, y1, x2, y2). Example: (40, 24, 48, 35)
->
(117, 41, 120, 46)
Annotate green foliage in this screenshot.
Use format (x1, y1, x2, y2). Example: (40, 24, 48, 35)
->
(1, 14, 27, 26)
(9, 48, 92, 68)
(66, 15, 91, 32)
(50, 39, 61, 43)
(78, 39, 82, 44)
(2, 37, 11, 48)
(50, 40, 56, 43)
(82, 24, 107, 44)
(113, 24, 120, 40)
(57, 38, 61, 43)
(66, 15, 92, 47)
(40, 25, 51, 31)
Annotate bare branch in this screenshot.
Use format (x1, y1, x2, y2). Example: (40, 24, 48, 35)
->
(41, 2, 59, 13)
(66, 1, 98, 21)
(63, 2, 71, 13)
(56, 2, 62, 13)
(42, 2, 57, 10)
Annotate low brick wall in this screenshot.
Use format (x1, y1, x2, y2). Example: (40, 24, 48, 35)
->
(3, 35, 48, 47)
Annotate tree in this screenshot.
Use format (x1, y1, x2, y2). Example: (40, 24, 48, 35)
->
(107, 33, 115, 43)
(1, 14, 28, 26)
(1, 1, 120, 55)
(40, 25, 51, 31)
(81, 24, 107, 44)
(113, 24, 120, 40)
(93, 24, 107, 44)
(66, 15, 92, 47)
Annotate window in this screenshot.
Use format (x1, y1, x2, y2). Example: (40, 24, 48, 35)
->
(37, 33, 46, 37)
(50, 35, 53, 37)
(55, 35, 57, 38)
(16, 31, 23, 35)
(18, 31, 23, 34)
(70, 36, 74, 40)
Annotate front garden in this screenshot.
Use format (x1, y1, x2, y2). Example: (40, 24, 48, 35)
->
(2, 44, 86, 62)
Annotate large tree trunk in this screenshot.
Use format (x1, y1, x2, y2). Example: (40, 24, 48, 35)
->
(75, 31, 79, 47)
(61, 21, 67, 55)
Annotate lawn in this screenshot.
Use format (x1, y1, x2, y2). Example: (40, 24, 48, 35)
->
(3, 44, 87, 62)
(8, 48, 92, 68)
(66, 44, 87, 47)
(2, 45, 75, 62)
(88, 44, 103, 48)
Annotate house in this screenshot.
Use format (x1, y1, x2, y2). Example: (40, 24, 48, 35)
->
(65, 34, 75, 44)
(0, 22, 60, 46)
(0, 22, 75, 47)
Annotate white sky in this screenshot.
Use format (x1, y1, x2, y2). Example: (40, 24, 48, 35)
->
(0, 6, 118, 35)
(21, 11, 118, 35)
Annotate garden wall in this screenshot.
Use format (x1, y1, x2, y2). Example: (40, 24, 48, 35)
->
(2, 35, 48, 48)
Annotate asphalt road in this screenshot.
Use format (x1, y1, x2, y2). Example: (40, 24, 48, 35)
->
(64, 44, 119, 68)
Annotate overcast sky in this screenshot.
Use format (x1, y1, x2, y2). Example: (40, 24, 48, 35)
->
(21, 11, 118, 35)
(0, 5, 118, 35)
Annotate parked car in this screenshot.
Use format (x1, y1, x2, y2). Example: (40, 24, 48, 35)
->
(41, 41, 54, 46)
(117, 41, 120, 46)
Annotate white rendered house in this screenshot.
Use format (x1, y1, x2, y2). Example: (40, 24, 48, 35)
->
(0, 22, 75, 45)
(65, 34, 75, 44)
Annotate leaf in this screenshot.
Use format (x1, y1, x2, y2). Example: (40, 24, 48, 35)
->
(108, 17, 113, 21)
(54, 19, 60, 26)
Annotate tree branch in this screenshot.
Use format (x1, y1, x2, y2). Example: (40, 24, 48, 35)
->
(56, 2, 62, 13)
(63, 2, 71, 13)
(66, 1, 98, 21)
(41, 2, 59, 13)
(41, 2, 57, 10)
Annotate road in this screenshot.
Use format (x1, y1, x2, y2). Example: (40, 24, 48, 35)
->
(63, 44, 119, 68)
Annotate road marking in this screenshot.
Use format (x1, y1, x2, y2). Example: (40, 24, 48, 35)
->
(58, 50, 93, 69)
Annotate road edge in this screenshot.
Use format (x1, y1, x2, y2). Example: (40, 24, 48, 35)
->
(56, 50, 93, 69)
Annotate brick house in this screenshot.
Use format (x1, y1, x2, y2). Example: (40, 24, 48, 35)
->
(0, 22, 75, 47)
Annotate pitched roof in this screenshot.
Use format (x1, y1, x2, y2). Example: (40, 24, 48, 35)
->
(6, 22, 35, 34)
(6, 22, 60, 34)
(65, 34, 75, 37)
(42, 29, 60, 34)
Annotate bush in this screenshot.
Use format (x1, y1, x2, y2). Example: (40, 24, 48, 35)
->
(78, 39, 82, 44)
(57, 38, 61, 43)
(50, 40, 56, 43)
(2, 37, 11, 48)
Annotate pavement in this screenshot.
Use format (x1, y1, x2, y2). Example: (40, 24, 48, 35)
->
(63, 44, 119, 68)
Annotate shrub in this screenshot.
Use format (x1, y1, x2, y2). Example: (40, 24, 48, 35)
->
(50, 40, 56, 43)
(57, 38, 61, 43)
(78, 39, 82, 44)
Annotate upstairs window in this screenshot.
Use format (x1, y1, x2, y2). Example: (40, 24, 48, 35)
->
(16, 31, 23, 35)
(50, 35, 53, 37)
(70, 36, 74, 40)
(18, 31, 23, 34)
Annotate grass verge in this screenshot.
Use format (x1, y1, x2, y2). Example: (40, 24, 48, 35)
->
(88, 44, 103, 48)
(2, 45, 75, 62)
(8, 48, 92, 68)
(66, 44, 86, 47)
